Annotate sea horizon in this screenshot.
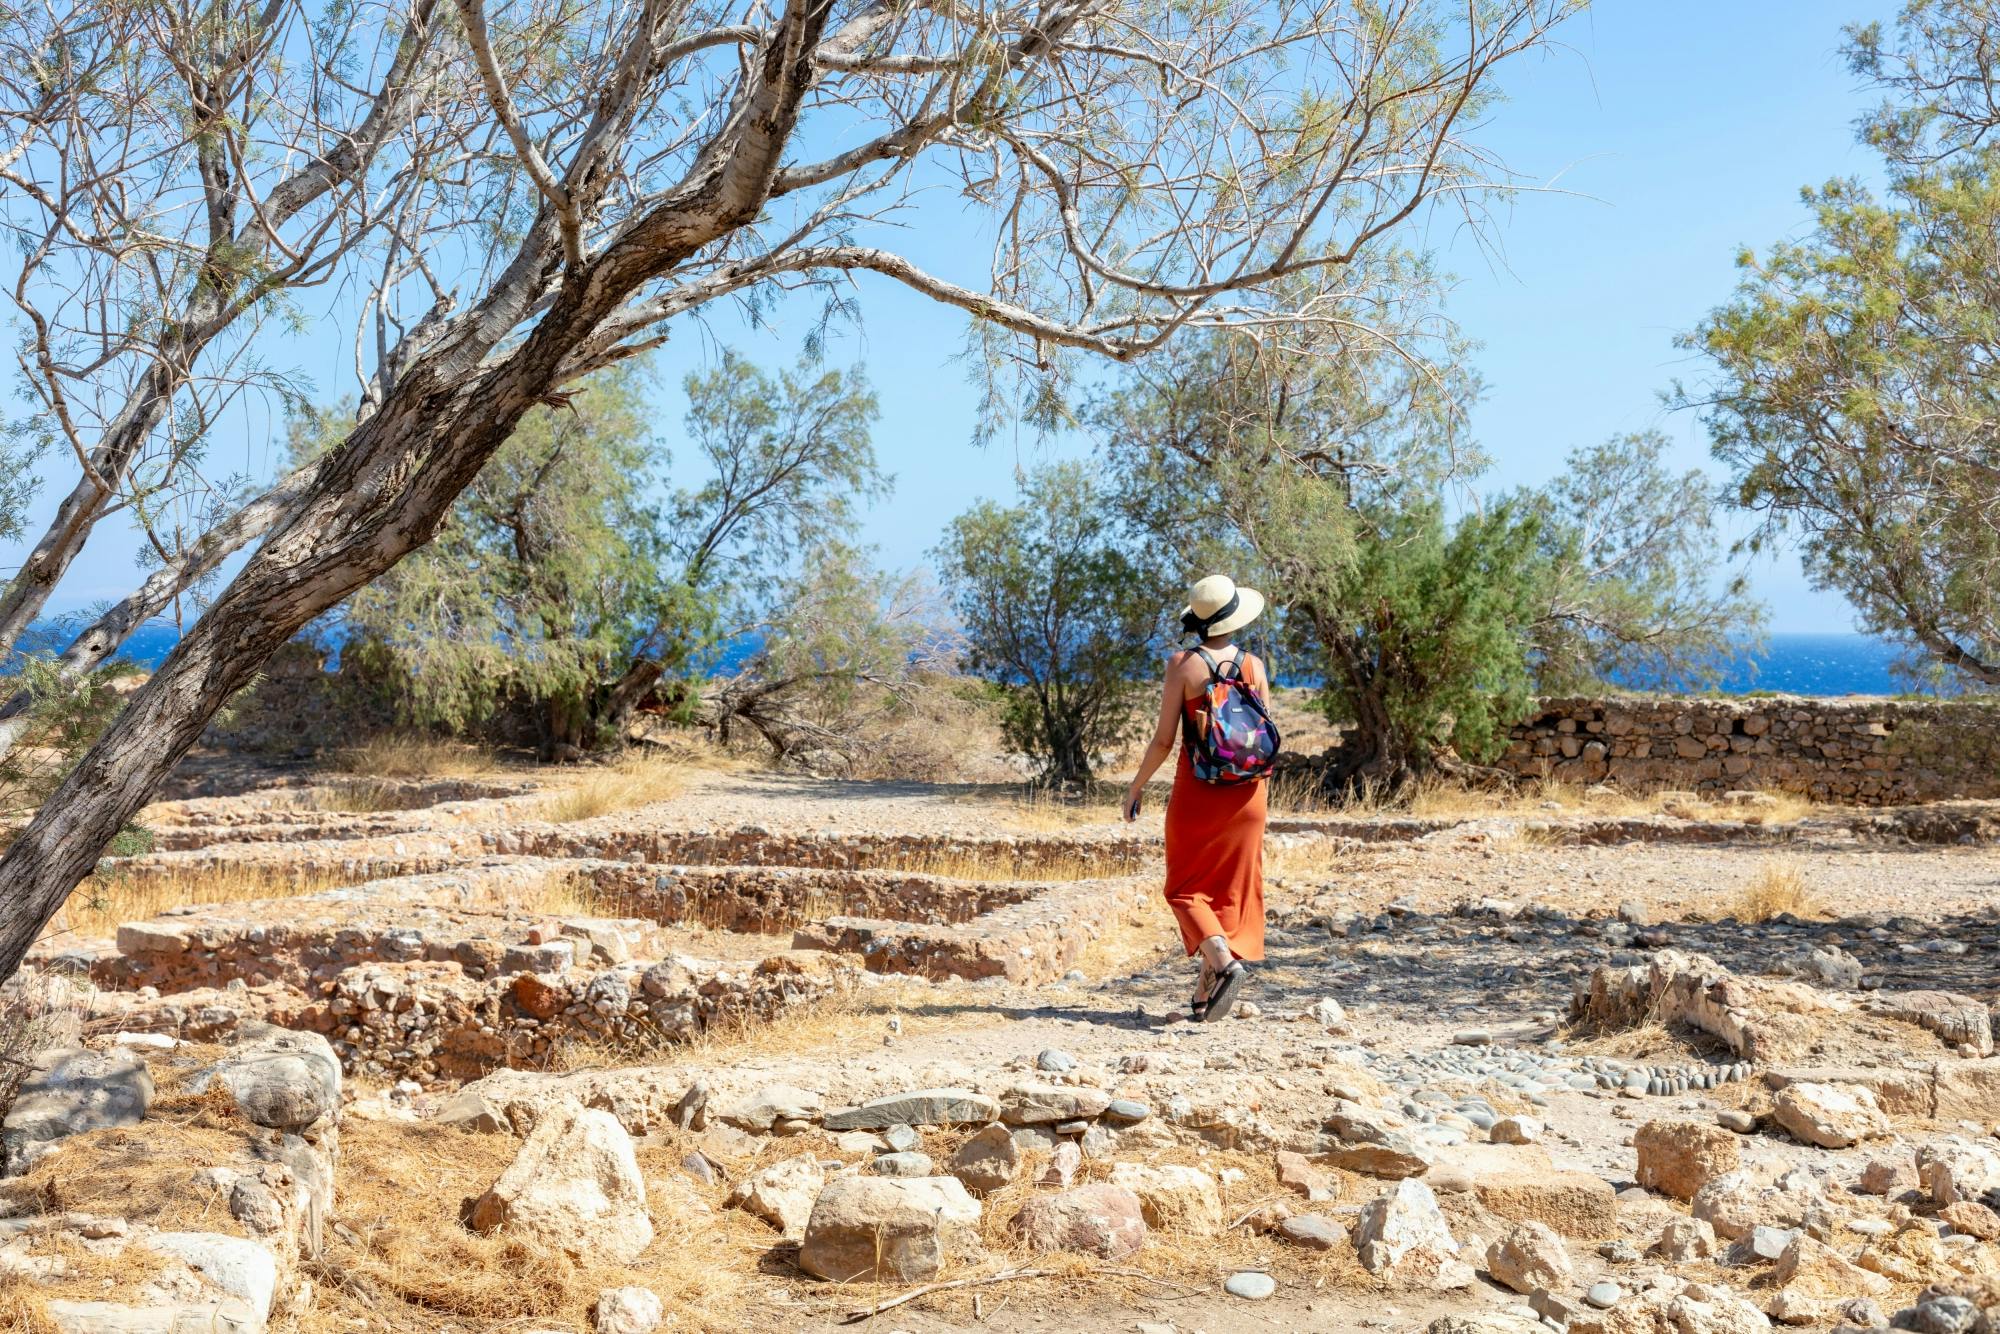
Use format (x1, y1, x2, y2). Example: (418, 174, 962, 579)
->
(4, 622, 1950, 699)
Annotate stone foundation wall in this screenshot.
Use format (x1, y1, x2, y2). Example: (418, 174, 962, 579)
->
(1501, 696, 2000, 804)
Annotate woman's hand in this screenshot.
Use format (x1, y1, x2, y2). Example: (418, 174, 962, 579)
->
(1123, 783, 1144, 822)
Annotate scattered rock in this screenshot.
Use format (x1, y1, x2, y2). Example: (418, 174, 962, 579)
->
(1489, 1116, 1543, 1145)
(1584, 1280, 1622, 1309)
(1939, 1200, 2000, 1240)
(435, 1089, 510, 1134)
(1635, 1119, 1743, 1201)
(467, 1100, 652, 1262)
(1275, 1150, 1335, 1202)
(1007, 1185, 1147, 1259)
(948, 1124, 1019, 1193)
(2, 1047, 154, 1175)
(719, 1084, 822, 1133)
(1224, 1271, 1276, 1300)
(995, 1082, 1111, 1125)
(1275, 1214, 1344, 1251)
(1353, 1180, 1473, 1289)
(1038, 1141, 1081, 1188)
(1483, 1220, 1574, 1296)
(593, 1286, 663, 1334)
(726, 1153, 825, 1240)
(1860, 1155, 1918, 1196)
(207, 1024, 341, 1133)
(1650, 1216, 1720, 1262)
(1102, 1098, 1150, 1125)
(868, 1151, 934, 1178)
(1319, 1135, 1433, 1180)
(1772, 1081, 1890, 1150)
(824, 1088, 999, 1131)
(1769, 1233, 1891, 1299)
(1106, 1163, 1224, 1236)
(798, 1176, 981, 1283)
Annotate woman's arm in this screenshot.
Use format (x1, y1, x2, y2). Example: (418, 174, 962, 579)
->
(1124, 653, 1187, 820)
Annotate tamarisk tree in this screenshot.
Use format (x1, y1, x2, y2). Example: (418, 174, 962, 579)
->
(0, 0, 1580, 976)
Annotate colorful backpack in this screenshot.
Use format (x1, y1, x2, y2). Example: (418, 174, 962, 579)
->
(1182, 647, 1281, 784)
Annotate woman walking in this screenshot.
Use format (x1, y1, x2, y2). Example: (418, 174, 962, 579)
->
(1123, 575, 1280, 1023)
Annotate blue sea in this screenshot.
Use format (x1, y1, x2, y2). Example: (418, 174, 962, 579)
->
(1, 624, 1933, 697)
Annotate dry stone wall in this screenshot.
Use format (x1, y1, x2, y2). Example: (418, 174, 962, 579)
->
(1500, 696, 2000, 804)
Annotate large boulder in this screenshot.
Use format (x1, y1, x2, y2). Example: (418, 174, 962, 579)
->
(1105, 1163, 1224, 1236)
(1771, 1082, 1888, 1150)
(1634, 1119, 1741, 1202)
(1353, 1180, 1473, 1289)
(207, 1025, 341, 1133)
(726, 1153, 825, 1239)
(468, 1100, 652, 1262)
(1484, 1220, 1573, 1296)
(797, 1176, 982, 1282)
(2, 1047, 154, 1175)
(1007, 1185, 1146, 1259)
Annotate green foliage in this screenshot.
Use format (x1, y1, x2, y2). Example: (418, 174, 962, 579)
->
(0, 653, 145, 823)
(337, 351, 886, 756)
(1096, 324, 1758, 792)
(343, 364, 674, 748)
(936, 462, 1158, 785)
(1528, 431, 1763, 691)
(1682, 19, 2000, 687)
(1317, 500, 1550, 766)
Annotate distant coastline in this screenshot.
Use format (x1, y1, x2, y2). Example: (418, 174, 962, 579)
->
(5, 623, 1937, 698)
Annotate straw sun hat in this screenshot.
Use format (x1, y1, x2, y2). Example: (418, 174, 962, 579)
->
(1179, 574, 1266, 639)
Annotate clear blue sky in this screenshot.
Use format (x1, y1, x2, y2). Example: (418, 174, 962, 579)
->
(13, 0, 1900, 635)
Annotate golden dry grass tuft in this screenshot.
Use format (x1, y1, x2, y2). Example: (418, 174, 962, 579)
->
(1735, 857, 1815, 922)
(541, 750, 686, 823)
(303, 778, 407, 814)
(302, 1116, 757, 1331)
(998, 784, 1124, 832)
(330, 733, 499, 779)
(46, 862, 357, 942)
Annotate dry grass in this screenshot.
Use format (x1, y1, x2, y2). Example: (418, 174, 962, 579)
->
(330, 733, 499, 779)
(541, 751, 686, 823)
(45, 861, 356, 942)
(1734, 857, 1815, 922)
(302, 1114, 756, 1332)
(998, 785, 1124, 832)
(302, 778, 408, 814)
(895, 847, 1113, 882)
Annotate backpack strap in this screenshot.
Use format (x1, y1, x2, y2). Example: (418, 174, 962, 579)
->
(1190, 646, 1222, 682)
(1211, 646, 1245, 682)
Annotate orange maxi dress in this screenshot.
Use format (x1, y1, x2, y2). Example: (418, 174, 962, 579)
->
(1162, 700, 1268, 962)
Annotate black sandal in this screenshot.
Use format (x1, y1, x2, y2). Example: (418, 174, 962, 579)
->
(1201, 961, 1247, 1023)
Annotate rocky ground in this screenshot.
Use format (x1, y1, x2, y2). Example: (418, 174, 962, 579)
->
(2, 763, 1998, 1334)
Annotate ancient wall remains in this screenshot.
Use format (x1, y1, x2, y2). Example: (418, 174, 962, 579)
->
(1500, 696, 2000, 804)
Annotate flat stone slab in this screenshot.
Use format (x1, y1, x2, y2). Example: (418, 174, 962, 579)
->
(823, 1089, 1000, 1130)
(2, 1047, 154, 1176)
